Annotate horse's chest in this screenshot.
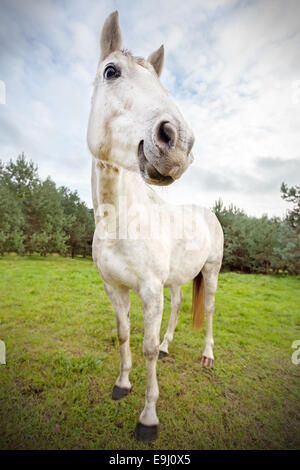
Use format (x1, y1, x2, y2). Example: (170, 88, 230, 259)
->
(92, 237, 170, 290)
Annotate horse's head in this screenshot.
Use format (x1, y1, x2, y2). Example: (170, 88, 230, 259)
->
(87, 11, 194, 186)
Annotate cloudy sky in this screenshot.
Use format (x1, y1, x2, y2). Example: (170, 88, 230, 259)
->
(0, 0, 299, 217)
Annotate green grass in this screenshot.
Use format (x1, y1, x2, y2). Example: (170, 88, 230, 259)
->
(0, 255, 299, 450)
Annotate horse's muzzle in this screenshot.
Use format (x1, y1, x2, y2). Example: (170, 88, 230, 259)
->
(137, 141, 174, 186)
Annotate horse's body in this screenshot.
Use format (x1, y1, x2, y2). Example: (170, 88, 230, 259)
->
(87, 11, 223, 443)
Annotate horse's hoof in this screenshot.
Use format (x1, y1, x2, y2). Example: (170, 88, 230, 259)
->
(158, 350, 168, 360)
(201, 356, 214, 368)
(135, 422, 158, 443)
(112, 385, 131, 400)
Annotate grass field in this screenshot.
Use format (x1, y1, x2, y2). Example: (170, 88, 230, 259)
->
(0, 255, 299, 450)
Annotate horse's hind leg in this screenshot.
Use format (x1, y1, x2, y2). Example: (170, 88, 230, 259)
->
(200, 261, 221, 368)
(159, 287, 182, 359)
(104, 283, 132, 399)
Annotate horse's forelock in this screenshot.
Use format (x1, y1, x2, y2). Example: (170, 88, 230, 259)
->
(120, 49, 151, 70)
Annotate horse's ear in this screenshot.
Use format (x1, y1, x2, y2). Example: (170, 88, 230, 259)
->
(100, 11, 122, 60)
(148, 45, 164, 77)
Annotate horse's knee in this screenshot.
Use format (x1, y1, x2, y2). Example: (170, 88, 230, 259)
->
(117, 320, 129, 345)
(118, 335, 128, 345)
(143, 338, 159, 360)
(118, 330, 129, 345)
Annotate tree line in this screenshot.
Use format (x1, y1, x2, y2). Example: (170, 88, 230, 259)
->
(0, 154, 94, 257)
(213, 187, 299, 274)
(0, 154, 299, 274)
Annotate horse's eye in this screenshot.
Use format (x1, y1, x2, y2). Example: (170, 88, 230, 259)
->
(104, 64, 120, 80)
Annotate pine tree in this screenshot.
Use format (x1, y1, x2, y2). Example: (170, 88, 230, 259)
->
(59, 187, 94, 257)
(281, 182, 300, 229)
(0, 184, 25, 255)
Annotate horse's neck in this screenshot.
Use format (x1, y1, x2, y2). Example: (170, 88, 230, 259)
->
(91, 157, 160, 223)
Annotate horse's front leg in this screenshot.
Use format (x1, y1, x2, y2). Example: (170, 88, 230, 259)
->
(135, 281, 164, 443)
(104, 283, 132, 399)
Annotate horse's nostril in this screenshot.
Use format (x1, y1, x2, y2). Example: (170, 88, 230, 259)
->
(157, 121, 176, 148)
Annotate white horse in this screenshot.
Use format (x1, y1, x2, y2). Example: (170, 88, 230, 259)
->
(87, 11, 223, 443)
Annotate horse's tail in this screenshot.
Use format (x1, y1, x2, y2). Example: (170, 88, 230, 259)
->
(192, 272, 205, 330)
